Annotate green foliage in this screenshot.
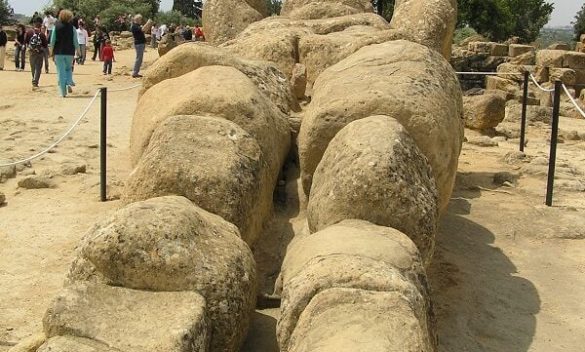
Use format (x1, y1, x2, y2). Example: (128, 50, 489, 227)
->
(156, 10, 198, 26)
(172, 0, 202, 19)
(536, 27, 574, 48)
(453, 27, 479, 45)
(372, 0, 394, 21)
(573, 3, 585, 41)
(0, 0, 15, 25)
(457, 0, 554, 43)
(266, 0, 283, 15)
(52, 0, 158, 30)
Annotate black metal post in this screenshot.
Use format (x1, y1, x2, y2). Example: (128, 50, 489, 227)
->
(545, 81, 562, 207)
(520, 70, 529, 152)
(100, 87, 107, 202)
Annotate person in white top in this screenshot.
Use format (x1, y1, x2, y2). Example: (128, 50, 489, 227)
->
(42, 11, 56, 40)
(76, 22, 89, 65)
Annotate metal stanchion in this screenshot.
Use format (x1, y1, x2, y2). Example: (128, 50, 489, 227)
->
(545, 81, 562, 207)
(100, 87, 107, 202)
(520, 71, 529, 152)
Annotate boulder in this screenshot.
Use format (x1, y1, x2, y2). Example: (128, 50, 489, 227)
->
(124, 116, 271, 245)
(203, 0, 266, 44)
(307, 116, 438, 263)
(496, 63, 527, 82)
(485, 76, 518, 95)
(491, 43, 509, 57)
(509, 44, 535, 58)
(142, 43, 300, 114)
(43, 282, 209, 352)
(563, 52, 585, 70)
(291, 63, 307, 99)
(281, 0, 373, 18)
(0, 165, 16, 183)
(67, 196, 256, 352)
(533, 65, 549, 83)
(7, 333, 46, 352)
(130, 65, 291, 172)
(299, 40, 464, 212)
(536, 49, 567, 68)
(277, 220, 435, 351)
(509, 51, 536, 65)
(390, 0, 457, 59)
(549, 68, 576, 86)
(463, 92, 506, 130)
(505, 101, 552, 123)
(287, 288, 435, 352)
(467, 41, 493, 54)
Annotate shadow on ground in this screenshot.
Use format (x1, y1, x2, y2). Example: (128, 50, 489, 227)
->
(429, 200, 541, 352)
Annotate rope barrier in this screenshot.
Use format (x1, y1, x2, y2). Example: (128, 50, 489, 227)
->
(529, 74, 555, 92)
(562, 84, 585, 119)
(455, 71, 523, 76)
(108, 84, 142, 92)
(0, 91, 101, 167)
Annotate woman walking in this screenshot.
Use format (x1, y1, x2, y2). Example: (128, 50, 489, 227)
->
(14, 24, 26, 71)
(50, 10, 79, 97)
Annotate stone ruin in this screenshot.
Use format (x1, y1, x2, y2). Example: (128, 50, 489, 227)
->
(16, 0, 465, 351)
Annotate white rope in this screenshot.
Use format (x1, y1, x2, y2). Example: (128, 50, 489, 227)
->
(530, 74, 555, 92)
(562, 84, 585, 119)
(0, 91, 101, 167)
(107, 84, 142, 92)
(455, 71, 523, 76)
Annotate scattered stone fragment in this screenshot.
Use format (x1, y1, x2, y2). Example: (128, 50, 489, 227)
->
(0, 165, 16, 183)
(17, 176, 54, 189)
(493, 172, 519, 186)
(61, 163, 87, 176)
(7, 332, 46, 352)
(466, 136, 499, 147)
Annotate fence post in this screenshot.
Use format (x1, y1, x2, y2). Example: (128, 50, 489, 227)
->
(545, 81, 562, 207)
(100, 87, 107, 202)
(520, 70, 529, 152)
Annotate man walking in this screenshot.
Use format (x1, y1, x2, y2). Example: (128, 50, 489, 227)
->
(0, 25, 7, 71)
(26, 18, 48, 89)
(131, 14, 146, 78)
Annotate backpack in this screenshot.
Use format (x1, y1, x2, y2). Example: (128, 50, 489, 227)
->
(29, 32, 43, 52)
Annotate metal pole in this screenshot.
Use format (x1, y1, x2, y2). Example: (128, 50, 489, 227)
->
(545, 81, 562, 207)
(100, 87, 107, 202)
(520, 71, 529, 152)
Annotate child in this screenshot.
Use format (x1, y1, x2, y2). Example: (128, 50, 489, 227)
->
(102, 39, 114, 75)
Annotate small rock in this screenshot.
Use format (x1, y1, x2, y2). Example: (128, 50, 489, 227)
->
(503, 151, 527, 164)
(61, 163, 87, 176)
(502, 181, 515, 188)
(467, 136, 499, 147)
(17, 176, 54, 189)
(88, 144, 99, 149)
(0, 165, 17, 182)
(531, 156, 549, 166)
(493, 172, 519, 186)
(564, 130, 581, 141)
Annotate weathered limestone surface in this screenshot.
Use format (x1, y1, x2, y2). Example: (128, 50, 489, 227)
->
(299, 40, 463, 211)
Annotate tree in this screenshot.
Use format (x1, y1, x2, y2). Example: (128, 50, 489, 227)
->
(266, 0, 282, 15)
(172, 0, 203, 19)
(52, 0, 158, 29)
(0, 0, 14, 25)
(573, 3, 585, 41)
(457, 0, 553, 43)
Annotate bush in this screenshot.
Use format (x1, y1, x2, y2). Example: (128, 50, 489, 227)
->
(453, 27, 479, 45)
(155, 10, 198, 27)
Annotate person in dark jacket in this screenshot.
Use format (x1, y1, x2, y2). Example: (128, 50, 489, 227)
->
(131, 14, 146, 78)
(50, 9, 79, 97)
(0, 25, 7, 70)
(14, 24, 26, 71)
(25, 18, 49, 88)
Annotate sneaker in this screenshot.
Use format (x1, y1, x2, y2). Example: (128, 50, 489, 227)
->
(132, 74, 143, 78)
(45, 69, 49, 74)
(67, 86, 73, 93)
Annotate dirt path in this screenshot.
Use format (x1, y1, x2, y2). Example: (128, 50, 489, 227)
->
(1, 47, 585, 352)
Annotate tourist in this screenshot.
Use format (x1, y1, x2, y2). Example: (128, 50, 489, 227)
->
(183, 26, 193, 41)
(102, 39, 115, 75)
(41, 25, 50, 73)
(76, 22, 89, 64)
(50, 9, 79, 97)
(131, 14, 146, 78)
(25, 18, 48, 89)
(194, 25, 205, 42)
(43, 10, 56, 42)
(14, 24, 26, 71)
(0, 25, 6, 71)
(151, 23, 159, 48)
(92, 27, 105, 61)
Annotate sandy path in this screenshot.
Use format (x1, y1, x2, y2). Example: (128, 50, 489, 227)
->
(0, 48, 157, 346)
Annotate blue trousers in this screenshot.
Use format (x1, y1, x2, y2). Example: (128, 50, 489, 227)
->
(54, 55, 74, 97)
(133, 43, 145, 76)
